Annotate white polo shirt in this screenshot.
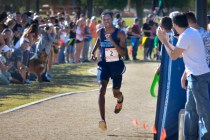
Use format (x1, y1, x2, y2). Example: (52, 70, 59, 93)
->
(176, 27, 210, 76)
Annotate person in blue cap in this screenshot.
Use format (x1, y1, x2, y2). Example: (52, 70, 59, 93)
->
(130, 17, 141, 60)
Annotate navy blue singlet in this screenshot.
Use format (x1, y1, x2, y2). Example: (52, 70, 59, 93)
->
(99, 28, 121, 62)
(97, 28, 126, 89)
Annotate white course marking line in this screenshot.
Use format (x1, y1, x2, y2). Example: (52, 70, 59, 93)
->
(0, 89, 99, 115)
(0, 68, 112, 115)
(1, 65, 127, 115)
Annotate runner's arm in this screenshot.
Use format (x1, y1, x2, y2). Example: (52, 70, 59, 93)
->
(91, 38, 100, 54)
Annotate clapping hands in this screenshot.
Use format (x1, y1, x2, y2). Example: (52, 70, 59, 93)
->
(156, 27, 169, 44)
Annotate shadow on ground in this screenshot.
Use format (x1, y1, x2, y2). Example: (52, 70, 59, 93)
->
(0, 63, 97, 98)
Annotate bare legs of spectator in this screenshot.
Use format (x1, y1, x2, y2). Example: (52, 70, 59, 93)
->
(82, 40, 90, 62)
(74, 41, 84, 64)
(47, 50, 53, 78)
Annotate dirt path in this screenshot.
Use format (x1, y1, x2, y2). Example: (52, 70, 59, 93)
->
(0, 62, 159, 140)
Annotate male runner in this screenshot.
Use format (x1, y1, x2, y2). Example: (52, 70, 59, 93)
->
(91, 10, 126, 131)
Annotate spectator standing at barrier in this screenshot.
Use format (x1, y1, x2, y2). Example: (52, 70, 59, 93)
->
(37, 23, 55, 80)
(91, 10, 126, 131)
(52, 26, 60, 64)
(89, 16, 97, 54)
(57, 17, 68, 64)
(131, 18, 141, 60)
(82, 18, 91, 62)
(75, 18, 85, 64)
(185, 11, 210, 67)
(66, 22, 76, 63)
(157, 13, 210, 140)
(142, 17, 151, 60)
(147, 20, 157, 60)
(125, 26, 133, 60)
(118, 20, 130, 61)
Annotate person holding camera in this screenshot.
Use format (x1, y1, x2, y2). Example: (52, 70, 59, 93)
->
(37, 23, 56, 81)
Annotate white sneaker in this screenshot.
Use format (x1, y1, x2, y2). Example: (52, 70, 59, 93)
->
(24, 79, 32, 84)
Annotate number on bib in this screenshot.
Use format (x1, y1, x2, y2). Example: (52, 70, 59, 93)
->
(105, 48, 119, 62)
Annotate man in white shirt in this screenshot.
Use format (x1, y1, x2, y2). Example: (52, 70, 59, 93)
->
(157, 13, 210, 140)
(185, 11, 210, 67)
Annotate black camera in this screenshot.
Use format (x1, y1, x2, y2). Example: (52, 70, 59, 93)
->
(45, 26, 50, 30)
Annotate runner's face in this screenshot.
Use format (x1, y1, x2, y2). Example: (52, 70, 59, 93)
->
(102, 15, 112, 28)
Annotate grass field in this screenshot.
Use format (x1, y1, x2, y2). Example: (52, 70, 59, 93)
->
(0, 63, 98, 112)
(124, 17, 135, 26)
(96, 17, 135, 27)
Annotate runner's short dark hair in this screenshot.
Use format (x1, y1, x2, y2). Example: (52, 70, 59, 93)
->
(101, 10, 113, 19)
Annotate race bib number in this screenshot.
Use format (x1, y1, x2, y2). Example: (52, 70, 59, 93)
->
(105, 48, 119, 62)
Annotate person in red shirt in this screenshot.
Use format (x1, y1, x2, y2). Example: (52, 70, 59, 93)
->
(131, 18, 141, 60)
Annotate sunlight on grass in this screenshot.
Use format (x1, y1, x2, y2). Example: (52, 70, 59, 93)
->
(0, 63, 98, 112)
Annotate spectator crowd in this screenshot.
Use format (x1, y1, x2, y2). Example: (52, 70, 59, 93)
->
(0, 10, 170, 85)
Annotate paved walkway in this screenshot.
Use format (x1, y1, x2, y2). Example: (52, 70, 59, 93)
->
(0, 62, 159, 140)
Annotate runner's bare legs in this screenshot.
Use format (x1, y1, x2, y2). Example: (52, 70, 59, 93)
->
(98, 80, 108, 130)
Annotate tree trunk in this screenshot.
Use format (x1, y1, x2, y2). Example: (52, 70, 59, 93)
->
(87, 0, 93, 18)
(135, 0, 144, 26)
(66, 0, 71, 14)
(196, 0, 207, 29)
(51, 0, 56, 16)
(128, 0, 131, 12)
(36, 0, 39, 14)
(26, 0, 31, 11)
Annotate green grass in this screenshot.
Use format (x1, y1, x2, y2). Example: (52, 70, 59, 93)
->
(96, 17, 135, 27)
(124, 17, 135, 27)
(0, 63, 98, 112)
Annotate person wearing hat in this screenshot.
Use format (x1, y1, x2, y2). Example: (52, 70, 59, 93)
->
(131, 17, 141, 60)
(0, 45, 16, 84)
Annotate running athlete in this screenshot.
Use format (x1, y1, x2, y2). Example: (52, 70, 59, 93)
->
(91, 11, 126, 131)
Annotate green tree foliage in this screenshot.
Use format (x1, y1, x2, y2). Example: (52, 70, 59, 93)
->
(165, 0, 195, 10)
(92, 0, 127, 10)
